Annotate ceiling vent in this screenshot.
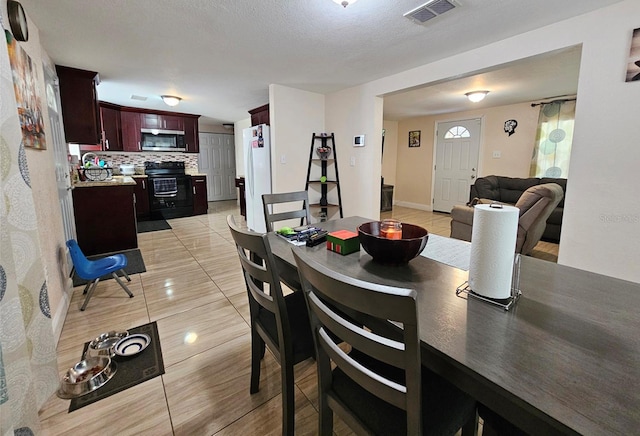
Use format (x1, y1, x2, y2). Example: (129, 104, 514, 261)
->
(404, 0, 457, 24)
(130, 94, 148, 101)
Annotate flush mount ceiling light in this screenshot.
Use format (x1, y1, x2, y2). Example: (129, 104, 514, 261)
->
(161, 95, 181, 107)
(332, 0, 358, 7)
(465, 91, 489, 103)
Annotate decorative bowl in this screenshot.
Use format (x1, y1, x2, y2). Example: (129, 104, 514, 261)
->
(57, 356, 117, 399)
(114, 333, 151, 357)
(357, 221, 429, 264)
(87, 330, 129, 358)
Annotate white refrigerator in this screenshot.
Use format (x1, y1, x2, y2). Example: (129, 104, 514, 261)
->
(243, 124, 272, 233)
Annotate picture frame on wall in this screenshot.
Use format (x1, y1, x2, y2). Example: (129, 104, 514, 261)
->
(626, 27, 640, 82)
(409, 130, 421, 147)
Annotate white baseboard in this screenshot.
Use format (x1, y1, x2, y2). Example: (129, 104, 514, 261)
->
(394, 201, 433, 212)
(52, 279, 72, 345)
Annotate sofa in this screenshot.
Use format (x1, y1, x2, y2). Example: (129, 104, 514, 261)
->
(469, 175, 567, 243)
(451, 183, 564, 255)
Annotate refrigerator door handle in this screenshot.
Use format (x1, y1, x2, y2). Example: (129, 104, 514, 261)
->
(247, 148, 254, 199)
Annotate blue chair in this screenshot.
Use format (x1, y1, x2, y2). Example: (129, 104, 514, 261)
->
(66, 240, 134, 311)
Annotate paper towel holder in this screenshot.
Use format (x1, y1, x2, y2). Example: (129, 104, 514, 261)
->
(456, 254, 522, 311)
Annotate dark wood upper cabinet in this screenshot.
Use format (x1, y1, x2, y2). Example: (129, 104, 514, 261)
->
(183, 116, 199, 153)
(249, 104, 269, 126)
(140, 113, 184, 131)
(56, 65, 101, 144)
(99, 103, 122, 151)
(120, 110, 142, 152)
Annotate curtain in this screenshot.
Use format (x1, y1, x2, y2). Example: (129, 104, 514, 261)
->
(529, 100, 576, 178)
(1, 19, 58, 435)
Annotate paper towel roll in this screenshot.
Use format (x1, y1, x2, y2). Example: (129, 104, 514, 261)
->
(468, 204, 519, 299)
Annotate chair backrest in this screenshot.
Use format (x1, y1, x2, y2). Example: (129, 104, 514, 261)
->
(262, 191, 311, 232)
(514, 183, 564, 254)
(226, 215, 292, 359)
(66, 239, 92, 277)
(292, 248, 422, 434)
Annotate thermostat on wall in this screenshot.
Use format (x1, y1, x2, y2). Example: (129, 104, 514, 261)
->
(353, 135, 365, 147)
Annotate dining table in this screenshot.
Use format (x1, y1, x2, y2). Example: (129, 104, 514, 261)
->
(267, 216, 640, 435)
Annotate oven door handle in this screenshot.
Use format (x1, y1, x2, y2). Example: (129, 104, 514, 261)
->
(154, 192, 178, 198)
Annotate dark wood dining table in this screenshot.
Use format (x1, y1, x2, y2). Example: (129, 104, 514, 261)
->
(267, 216, 640, 435)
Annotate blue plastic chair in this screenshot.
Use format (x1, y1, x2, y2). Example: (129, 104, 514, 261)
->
(66, 239, 134, 311)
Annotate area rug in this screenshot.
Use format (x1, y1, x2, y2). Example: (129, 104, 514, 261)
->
(69, 321, 165, 412)
(72, 249, 146, 287)
(137, 219, 172, 233)
(420, 234, 471, 271)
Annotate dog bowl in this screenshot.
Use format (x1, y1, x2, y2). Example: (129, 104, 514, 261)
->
(358, 221, 429, 264)
(86, 330, 129, 358)
(114, 333, 151, 357)
(57, 356, 117, 399)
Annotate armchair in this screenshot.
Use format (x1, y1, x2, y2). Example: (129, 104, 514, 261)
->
(450, 183, 564, 255)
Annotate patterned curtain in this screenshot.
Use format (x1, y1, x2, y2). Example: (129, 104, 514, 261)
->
(529, 100, 576, 178)
(1, 17, 58, 435)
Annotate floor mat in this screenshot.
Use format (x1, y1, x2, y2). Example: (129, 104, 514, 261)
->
(137, 219, 172, 233)
(68, 321, 165, 412)
(72, 249, 146, 287)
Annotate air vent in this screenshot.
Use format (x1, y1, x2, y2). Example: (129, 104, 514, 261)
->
(130, 94, 148, 101)
(404, 0, 457, 24)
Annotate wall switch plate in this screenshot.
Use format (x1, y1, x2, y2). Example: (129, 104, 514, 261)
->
(353, 135, 365, 147)
(280, 154, 286, 164)
(350, 156, 356, 166)
(492, 150, 501, 158)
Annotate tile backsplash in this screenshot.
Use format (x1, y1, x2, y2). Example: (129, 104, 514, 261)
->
(96, 153, 198, 174)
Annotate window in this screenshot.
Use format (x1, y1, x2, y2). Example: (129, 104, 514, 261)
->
(444, 126, 471, 138)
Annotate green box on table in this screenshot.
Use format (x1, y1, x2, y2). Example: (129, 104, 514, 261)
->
(326, 230, 360, 255)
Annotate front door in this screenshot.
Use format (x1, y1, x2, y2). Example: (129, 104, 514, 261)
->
(433, 118, 481, 213)
(198, 133, 236, 201)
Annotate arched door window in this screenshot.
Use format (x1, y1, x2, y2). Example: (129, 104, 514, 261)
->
(444, 126, 471, 138)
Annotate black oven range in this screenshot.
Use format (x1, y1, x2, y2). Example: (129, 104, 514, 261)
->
(145, 161, 193, 220)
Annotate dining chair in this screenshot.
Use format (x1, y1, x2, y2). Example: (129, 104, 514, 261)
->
(292, 248, 478, 436)
(262, 191, 311, 232)
(226, 215, 314, 436)
(66, 239, 133, 311)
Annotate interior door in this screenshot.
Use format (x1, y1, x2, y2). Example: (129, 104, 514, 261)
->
(44, 65, 77, 269)
(433, 118, 481, 213)
(198, 132, 236, 201)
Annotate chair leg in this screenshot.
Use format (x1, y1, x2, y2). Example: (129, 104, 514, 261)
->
(119, 268, 131, 282)
(112, 273, 134, 298)
(281, 361, 295, 436)
(318, 391, 333, 436)
(81, 279, 100, 311)
(82, 281, 92, 295)
(250, 329, 264, 394)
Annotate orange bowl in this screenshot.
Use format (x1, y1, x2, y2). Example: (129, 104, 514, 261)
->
(357, 221, 429, 264)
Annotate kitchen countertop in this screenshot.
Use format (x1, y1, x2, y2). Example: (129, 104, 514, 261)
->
(73, 175, 137, 188)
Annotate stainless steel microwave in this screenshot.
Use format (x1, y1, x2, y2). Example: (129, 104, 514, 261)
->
(141, 129, 186, 152)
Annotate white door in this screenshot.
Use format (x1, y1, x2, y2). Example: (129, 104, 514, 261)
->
(198, 132, 236, 201)
(44, 66, 76, 270)
(433, 118, 481, 213)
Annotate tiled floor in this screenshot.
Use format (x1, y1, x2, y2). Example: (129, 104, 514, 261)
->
(40, 201, 558, 435)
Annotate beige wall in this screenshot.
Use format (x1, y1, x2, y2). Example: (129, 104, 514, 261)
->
(391, 101, 540, 209)
(2, 5, 72, 340)
(324, 0, 640, 283)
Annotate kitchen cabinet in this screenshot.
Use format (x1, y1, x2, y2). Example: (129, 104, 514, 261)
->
(56, 65, 101, 144)
(121, 110, 142, 151)
(99, 103, 122, 151)
(192, 175, 208, 215)
(72, 184, 137, 256)
(248, 104, 269, 126)
(133, 177, 150, 219)
(183, 116, 199, 153)
(141, 113, 184, 131)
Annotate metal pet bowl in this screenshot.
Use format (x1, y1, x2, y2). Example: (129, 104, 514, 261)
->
(357, 221, 429, 264)
(86, 330, 129, 358)
(57, 356, 117, 399)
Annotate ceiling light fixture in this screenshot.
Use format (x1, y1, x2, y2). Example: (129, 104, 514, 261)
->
(465, 91, 489, 103)
(161, 95, 181, 107)
(332, 0, 358, 7)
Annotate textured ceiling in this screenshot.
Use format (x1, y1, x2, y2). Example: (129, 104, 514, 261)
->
(19, 0, 620, 125)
